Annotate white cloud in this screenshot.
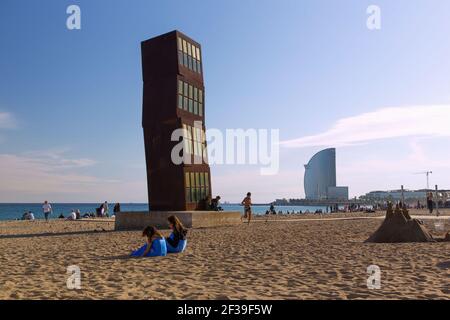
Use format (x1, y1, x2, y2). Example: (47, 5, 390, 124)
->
(0, 151, 146, 202)
(0, 112, 16, 129)
(336, 139, 450, 196)
(281, 105, 450, 148)
(23, 148, 97, 169)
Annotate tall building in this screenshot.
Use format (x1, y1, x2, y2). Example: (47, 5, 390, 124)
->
(304, 148, 348, 200)
(141, 30, 211, 211)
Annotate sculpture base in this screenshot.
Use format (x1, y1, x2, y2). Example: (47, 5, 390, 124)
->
(115, 211, 241, 231)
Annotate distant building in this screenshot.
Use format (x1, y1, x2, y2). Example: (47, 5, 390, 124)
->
(304, 148, 348, 201)
(360, 189, 450, 202)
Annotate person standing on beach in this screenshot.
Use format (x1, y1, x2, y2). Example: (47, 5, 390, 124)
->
(241, 192, 252, 225)
(426, 192, 434, 214)
(42, 201, 52, 221)
(103, 201, 109, 217)
(113, 203, 121, 215)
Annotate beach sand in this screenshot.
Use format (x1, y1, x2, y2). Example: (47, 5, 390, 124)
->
(0, 209, 448, 300)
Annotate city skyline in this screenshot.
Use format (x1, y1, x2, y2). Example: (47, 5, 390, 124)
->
(1, 1, 450, 203)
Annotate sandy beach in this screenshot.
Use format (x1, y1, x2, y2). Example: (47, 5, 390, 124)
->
(0, 209, 449, 300)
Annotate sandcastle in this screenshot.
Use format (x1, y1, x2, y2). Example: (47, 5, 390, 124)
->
(365, 202, 435, 243)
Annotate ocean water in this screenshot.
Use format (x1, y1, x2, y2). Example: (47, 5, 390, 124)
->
(0, 203, 327, 221)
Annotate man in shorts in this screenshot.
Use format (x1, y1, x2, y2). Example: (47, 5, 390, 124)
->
(241, 192, 252, 225)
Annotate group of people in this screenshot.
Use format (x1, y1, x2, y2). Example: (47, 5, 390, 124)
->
(20, 201, 122, 221)
(21, 200, 52, 220)
(265, 209, 306, 215)
(131, 193, 253, 258)
(131, 215, 188, 257)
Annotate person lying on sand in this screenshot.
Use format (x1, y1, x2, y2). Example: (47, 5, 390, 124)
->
(165, 215, 188, 253)
(130, 226, 167, 258)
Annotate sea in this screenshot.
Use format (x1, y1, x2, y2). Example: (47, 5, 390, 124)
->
(0, 203, 328, 221)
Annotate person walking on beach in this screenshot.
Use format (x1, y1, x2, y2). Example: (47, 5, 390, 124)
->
(241, 192, 252, 225)
(42, 200, 52, 221)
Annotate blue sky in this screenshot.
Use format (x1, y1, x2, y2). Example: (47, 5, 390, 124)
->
(1, 0, 450, 203)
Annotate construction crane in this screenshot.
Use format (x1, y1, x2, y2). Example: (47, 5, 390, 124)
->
(414, 171, 433, 190)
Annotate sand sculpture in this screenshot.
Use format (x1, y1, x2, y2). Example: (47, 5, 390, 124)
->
(366, 202, 435, 243)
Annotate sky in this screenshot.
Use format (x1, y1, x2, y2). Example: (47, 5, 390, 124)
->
(1, 0, 450, 203)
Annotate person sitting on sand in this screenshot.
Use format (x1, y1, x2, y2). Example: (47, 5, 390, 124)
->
(210, 196, 221, 211)
(66, 210, 76, 221)
(23, 211, 35, 220)
(165, 215, 188, 253)
(131, 226, 167, 258)
(58, 213, 65, 219)
(241, 192, 252, 225)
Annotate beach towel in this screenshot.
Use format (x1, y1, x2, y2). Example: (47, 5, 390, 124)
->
(130, 238, 167, 257)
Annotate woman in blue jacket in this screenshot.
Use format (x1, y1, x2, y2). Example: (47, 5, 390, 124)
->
(131, 226, 167, 257)
(166, 215, 188, 253)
